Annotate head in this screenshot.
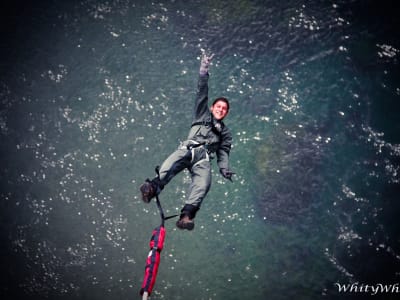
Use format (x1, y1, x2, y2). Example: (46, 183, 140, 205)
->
(210, 97, 230, 120)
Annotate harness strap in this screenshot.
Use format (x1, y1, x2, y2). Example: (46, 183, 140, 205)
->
(187, 141, 206, 150)
(192, 152, 209, 167)
(191, 121, 213, 127)
(191, 120, 224, 136)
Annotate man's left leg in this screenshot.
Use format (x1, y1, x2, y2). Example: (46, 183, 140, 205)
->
(140, 147, 191, 203)
(176, 159, 211, 230)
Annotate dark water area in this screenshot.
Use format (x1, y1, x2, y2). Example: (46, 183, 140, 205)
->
(1, 0, 399, 299)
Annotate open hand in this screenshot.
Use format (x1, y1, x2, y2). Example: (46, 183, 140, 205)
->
(220, 168, 235, 182)
(199, 52, 214, 75)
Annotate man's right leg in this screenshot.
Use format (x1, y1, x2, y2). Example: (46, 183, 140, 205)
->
(140, 148, 191, 203)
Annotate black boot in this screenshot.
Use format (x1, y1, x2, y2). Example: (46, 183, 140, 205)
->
(139, 178, 162, 203)
(176, 215, 194, 230)
(176, 204, 199, 231)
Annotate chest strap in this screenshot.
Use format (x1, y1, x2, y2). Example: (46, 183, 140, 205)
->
(191, 121, 213, 127)
(191, 120, 224, 136)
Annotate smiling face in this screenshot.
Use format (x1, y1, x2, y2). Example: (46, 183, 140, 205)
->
(210, 100, 229, 120)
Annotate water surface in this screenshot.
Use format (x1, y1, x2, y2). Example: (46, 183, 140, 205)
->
(1, 1, 399, 299)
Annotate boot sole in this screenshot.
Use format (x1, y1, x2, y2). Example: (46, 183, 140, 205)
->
(176, 220, 195, 231)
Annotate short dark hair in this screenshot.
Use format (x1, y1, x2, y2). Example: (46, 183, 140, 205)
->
(212, 97, 230, 111)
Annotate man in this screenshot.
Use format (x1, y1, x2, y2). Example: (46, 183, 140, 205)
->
(140, 53, 234, 230)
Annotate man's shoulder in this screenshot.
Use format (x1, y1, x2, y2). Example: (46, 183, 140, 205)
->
(221, 123, 232, 140)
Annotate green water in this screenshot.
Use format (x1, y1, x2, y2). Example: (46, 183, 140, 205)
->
(1, 1, 399, 299)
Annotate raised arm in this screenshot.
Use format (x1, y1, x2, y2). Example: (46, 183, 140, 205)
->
(193, 53, 214, 120)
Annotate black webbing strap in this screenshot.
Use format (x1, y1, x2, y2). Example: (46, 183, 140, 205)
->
(191, 121, 213, 127)
(186, 141, 206, 150)
(191, 120, 224, 137)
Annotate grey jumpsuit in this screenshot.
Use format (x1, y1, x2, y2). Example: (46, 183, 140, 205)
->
(156, 73, 232, 218)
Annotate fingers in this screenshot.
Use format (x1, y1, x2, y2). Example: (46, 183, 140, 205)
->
(226, 172, 233, 182)
(220, 169, 235, 182)
(201, 51, 214, 63)
(204, 53, 214, 62)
